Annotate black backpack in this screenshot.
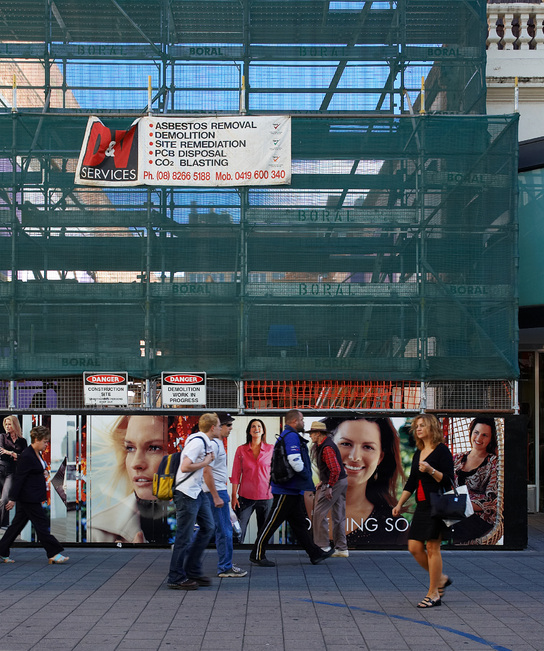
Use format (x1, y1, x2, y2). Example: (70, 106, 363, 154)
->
(270, 433, 296, 484)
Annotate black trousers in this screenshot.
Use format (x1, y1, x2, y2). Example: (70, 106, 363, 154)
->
(0, 501, 64, 559)
(251, 493, 322, 561)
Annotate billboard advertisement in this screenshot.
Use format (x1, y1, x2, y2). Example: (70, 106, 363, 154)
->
(0, 413, 504, 548)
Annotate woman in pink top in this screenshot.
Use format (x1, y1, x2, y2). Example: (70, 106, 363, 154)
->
(230, 419, 274, 543)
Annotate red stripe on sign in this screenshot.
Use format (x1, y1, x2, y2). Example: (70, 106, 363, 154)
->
(164, 375, 204, 384)
(86, 375, 125, 384)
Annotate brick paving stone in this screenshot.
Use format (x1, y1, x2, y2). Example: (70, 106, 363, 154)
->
(0, 516, 544, 651)
(324, 645, 368, 650)
(242, 639, 287, 651)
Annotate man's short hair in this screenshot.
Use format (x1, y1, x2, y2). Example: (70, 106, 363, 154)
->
(285, 409, 302, 425)
(199, 412, 219, 433)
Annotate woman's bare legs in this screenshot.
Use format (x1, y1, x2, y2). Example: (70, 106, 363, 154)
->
(408, 538, 428, 570)
(408, 538, 446, 601)
(425, 539, 442, 600)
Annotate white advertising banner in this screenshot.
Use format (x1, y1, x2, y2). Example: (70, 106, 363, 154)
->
(75, 115, 291, 188)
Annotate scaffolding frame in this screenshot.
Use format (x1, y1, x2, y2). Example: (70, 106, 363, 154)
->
(0, 1, 518, 387)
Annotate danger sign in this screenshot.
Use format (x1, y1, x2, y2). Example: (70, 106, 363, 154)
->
(84, 372, 128, 406)
(161, 372, 206, 406)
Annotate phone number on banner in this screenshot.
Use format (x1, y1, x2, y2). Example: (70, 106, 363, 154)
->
(150, 169, 287, 183)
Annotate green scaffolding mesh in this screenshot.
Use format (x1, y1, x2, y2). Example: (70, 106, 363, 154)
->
(0, 113, 519, 380)
(0, 1, 518, 382)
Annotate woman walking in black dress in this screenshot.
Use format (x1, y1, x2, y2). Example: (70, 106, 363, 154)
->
(393, 414, 454, 608)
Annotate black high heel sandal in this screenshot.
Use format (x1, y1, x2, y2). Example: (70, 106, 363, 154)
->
(417, 596, 442, 608)
(438, 577, 452, 597)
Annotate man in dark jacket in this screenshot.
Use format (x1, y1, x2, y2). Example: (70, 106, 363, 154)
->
(250, 410, 334, 567)
(309, 421, 349, 557)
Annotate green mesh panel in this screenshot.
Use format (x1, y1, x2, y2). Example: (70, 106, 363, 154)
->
(0, 113, 518, 380)
(0, 1, 517, 381)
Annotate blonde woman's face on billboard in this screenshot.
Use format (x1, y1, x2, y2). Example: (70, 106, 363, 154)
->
(124, 416, 167, 501)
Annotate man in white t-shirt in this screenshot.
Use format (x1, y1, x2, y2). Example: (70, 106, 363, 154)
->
(167, 413, 218, 590)
(203, 413, 247, 578)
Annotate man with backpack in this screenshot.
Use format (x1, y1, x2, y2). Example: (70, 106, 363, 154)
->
(167, 413, 218, 590)
(203, 413, 247, 578)
(249, 409, 334, 567)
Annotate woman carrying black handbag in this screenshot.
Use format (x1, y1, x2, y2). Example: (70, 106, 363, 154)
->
(393, 414, 454, 609)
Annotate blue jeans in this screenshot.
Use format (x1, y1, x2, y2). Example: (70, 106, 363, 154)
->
(206, 490, 233, 573)
(167, 490, 214, 584)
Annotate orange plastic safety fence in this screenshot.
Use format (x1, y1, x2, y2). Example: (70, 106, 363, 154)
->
(244, 380, 421, 410)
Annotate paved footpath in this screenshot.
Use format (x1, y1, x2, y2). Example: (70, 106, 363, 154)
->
(1, 515, 543, 651)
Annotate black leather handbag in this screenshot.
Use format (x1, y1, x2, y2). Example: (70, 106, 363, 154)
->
(430, 482, 467, 521)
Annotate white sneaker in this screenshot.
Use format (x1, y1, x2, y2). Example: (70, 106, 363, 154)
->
(321, 546, 331, 552)
(218, 566, 248, 578)
(331, 549, 349, 558)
